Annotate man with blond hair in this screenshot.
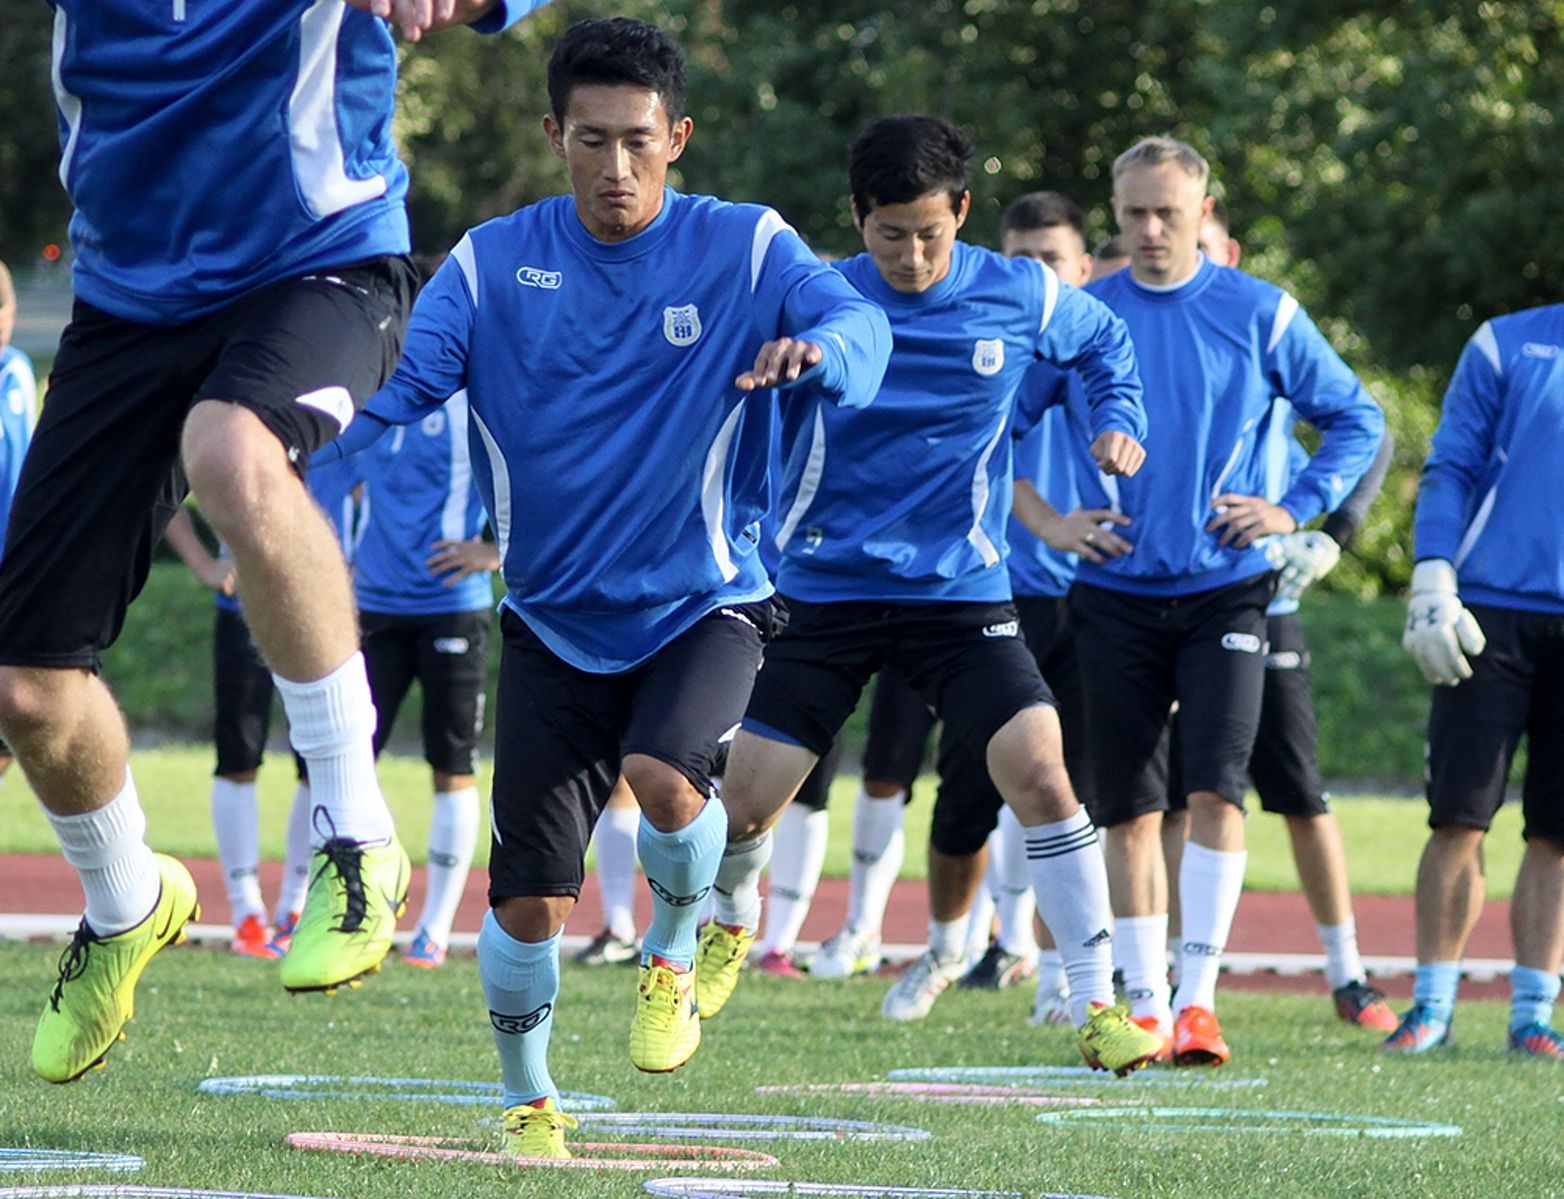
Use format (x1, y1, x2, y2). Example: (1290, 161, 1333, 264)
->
(1069, 136, 1384, 1065)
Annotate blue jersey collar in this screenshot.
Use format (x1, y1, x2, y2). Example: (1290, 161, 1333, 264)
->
(564, 186, 679, 260)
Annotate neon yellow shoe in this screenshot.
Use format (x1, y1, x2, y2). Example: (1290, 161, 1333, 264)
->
(279, 835, 409, 994)
(629, 959, 701, 1073)
(33, 854, 198, 1083)
(693, 921, 754, 1018)
(1078, 1001, 1165, 1077)
(501, 1096, 578, 1160)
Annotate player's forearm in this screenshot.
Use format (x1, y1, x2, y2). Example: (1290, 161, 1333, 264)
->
(790, 299, 892, 410)
(1322, 427, 1393, 549)
(162, 507, 221, 578)
(1279, 394, 1385, 527)
(1011, 479, 1062, 543)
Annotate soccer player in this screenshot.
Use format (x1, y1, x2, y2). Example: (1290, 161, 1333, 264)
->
(1387, 302, 1564, 1059)
(0, 260, 36, 784)
(323, 18, 891, 1156)
(1070, 137, 1384, 1066)
(1153, 200, 1399, 1031)
(8, 0, 547, 1086)
(702, 115, 1164, 1076)
(575, 778, 643, 966)
(354, 389, 500, 969)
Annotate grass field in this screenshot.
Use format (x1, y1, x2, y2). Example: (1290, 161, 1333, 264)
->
(0, 745, 1529, 899)
(0, 942, 1557, 1199)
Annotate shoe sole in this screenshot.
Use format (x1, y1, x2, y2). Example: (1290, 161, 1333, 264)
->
(283, 896, 407, 996)
(1080, 1044, 1159, 1078)
(1173, 1047, 1229, 1067)
(631, 1032, 700, 1074)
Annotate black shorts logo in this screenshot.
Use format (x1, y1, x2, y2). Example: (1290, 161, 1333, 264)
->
(490, 1003, 552, 1036)
(647, 878, 711, 908)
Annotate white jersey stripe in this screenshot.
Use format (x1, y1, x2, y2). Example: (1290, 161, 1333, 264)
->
(452, 234, 479, 308)
(1471, 321, 1503, 376)
(701, 404, 746, 583)
(51, 11, 83, 190)
(965, 414, 1008, 569)
(289, 1, 387, 219)
(1038, 262, 1061, 334)
(471, 409, 512, 568)
(750, 209, 790, 293)
(441, 391, 474, 544)
(776, 406, 827, 552)
(1266, 293, 1300, 353)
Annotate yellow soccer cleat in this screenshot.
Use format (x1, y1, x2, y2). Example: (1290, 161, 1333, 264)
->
(693, 921, 754, 1018)
(33, 854, 199, 1084)
(630, 960, 701, 1073)
(279, 836, 409, 994)
(501, 1096, 578, 1160)
(1078, 1001, 1166, 1077)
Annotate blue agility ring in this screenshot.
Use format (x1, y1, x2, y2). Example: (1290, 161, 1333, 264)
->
(888, 1066, 1266, 1089)
(643, 1181, 1121, 1199)
(196, 1075, 616, 1111)
(576, 1113, 930, 1142)
(1036, 1107, 1462, 1138)
(0, 1152, 143, 1175)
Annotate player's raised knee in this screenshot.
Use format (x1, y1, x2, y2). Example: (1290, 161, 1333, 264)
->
(181, 402, 297, 526)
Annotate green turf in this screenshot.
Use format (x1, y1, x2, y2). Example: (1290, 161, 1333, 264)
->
(0, 746, 1528, 898)
(0, 942, 1556, 1198)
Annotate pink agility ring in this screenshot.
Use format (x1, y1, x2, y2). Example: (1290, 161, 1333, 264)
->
(284, 1131, 778, 1171)
(754, 1083, 1102, 1108)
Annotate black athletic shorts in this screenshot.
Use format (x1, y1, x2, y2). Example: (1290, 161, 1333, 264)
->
(1069, 572, 1274, 826)
(488, 602, 771, 903)
(930, 594, 1092, 856)
(361, 607, 492, 777)
(1167, 611, 1330, 818)
(860, 664, 937, 795)
(213, 604, 275, 776)
(0, 256, 416, 671)
(793, 733, 847, 812)
(744, 598, 1054, 776)
(1426, 604, 1564, 843)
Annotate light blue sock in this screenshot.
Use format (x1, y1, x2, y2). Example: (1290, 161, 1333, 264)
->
(1412, 961, 1461, 1025)
(1509, 965, 1561, 1033)
(477, 911, 560, 1109)
(637, 798, 726, 967)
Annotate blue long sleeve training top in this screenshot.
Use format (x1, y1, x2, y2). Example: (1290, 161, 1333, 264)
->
(773, 242, 1145, 604)
(355, 391, 493, 617)
(359, 189, 892, 672)
(1007, 364, 1088, 599)
(1076, 256, 1384, 597)
(1414, 304, 1564, 613)
(45, 0, 545, 324)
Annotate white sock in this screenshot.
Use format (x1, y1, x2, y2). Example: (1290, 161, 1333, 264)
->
(1024, 809, 1115, 1026)
(1117, 914, 1173, 1027)
(1174, 842, 1247, 1015)
(966, 879, 996, 961)
(594, 804, 641, 942)
(762, 803, 830, 955)
(847, 788, 904, 936)
(48, 773, 161, 935)
(273, 652, 393, 846)
(210, 777, 265, 924)
(1317, 919, 1366, 991)
(929, 916, 969, 964)
(995, 807, 1039, 957)
(1036, 948, 1068, 995)
(417, 786, 478, 944)
(713, 832, 772, 931)
(274, 782, 312, 923)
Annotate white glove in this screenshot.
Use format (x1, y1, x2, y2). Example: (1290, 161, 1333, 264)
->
(1265, 530, 1342, 608)
(1402, 559, 1487, 686)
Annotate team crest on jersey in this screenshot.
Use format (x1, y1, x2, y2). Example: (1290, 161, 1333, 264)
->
(972, 338, 1005, 376)
(664, 304, 703, 347)
(420, 410, 446, 438)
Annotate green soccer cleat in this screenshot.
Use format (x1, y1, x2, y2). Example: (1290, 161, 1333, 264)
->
(693, 921, 754, 1018)
(501, 1096, 578, 1159)
(33, 854, 199, 1084)
(630, 959, 702, 1073)
(1079, 1001, 1166, 1077)
(279, 835, 409, 994)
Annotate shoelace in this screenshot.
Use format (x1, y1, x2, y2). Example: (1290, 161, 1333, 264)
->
(313, 838, 368, 933)
(49, 921, 102, 1011)
(639, 968, 686, 1027)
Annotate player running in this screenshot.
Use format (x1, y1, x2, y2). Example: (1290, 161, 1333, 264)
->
(702, 115, 1164, 1077)
(323, 18, 891, 1157)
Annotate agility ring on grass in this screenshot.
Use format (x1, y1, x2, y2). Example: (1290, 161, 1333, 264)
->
(1035, 1107, 1463, 1138)
(755, 1083, 1100, 1107)
(284, 1132, 778, 1171)
(573, 1113, 931, 1142)
(0, 1151, 143, 1174)
(0, 1189, 336, 1199)
(197, 1075, 616, 1110)
(887, 1066, 1268, 1089)
(642, 1180, 1124, 1199)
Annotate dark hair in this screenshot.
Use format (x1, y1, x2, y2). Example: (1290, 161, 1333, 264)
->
(849, 115, 972, 218)
(1207, 196, 1231, 236)
(547, 18, 687, 124)
(1001, 191, 1086, 240)
(1093, 235, 1128, 260)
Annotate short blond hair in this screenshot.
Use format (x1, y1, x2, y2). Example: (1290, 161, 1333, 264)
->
(0, 261, 13, 313)
(1112, 137, 1209, 187)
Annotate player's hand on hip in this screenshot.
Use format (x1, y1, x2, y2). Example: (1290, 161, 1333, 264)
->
(1402, 559, 1487, 686)
(1042, 508, 1131, 564)
(346, 0, 455, 41)
(1208, 493, 1297, 548)
(1090, 431, 1146, 477)
(1265, 530, 1341, 607)
(736, 338, 824, 391)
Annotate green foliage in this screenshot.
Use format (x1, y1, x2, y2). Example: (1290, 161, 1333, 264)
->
(0, 11, 70, 265)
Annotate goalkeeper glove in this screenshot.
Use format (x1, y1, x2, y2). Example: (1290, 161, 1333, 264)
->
(1402, 559, 1486, 686)
(1265, 530, 1342, 608)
